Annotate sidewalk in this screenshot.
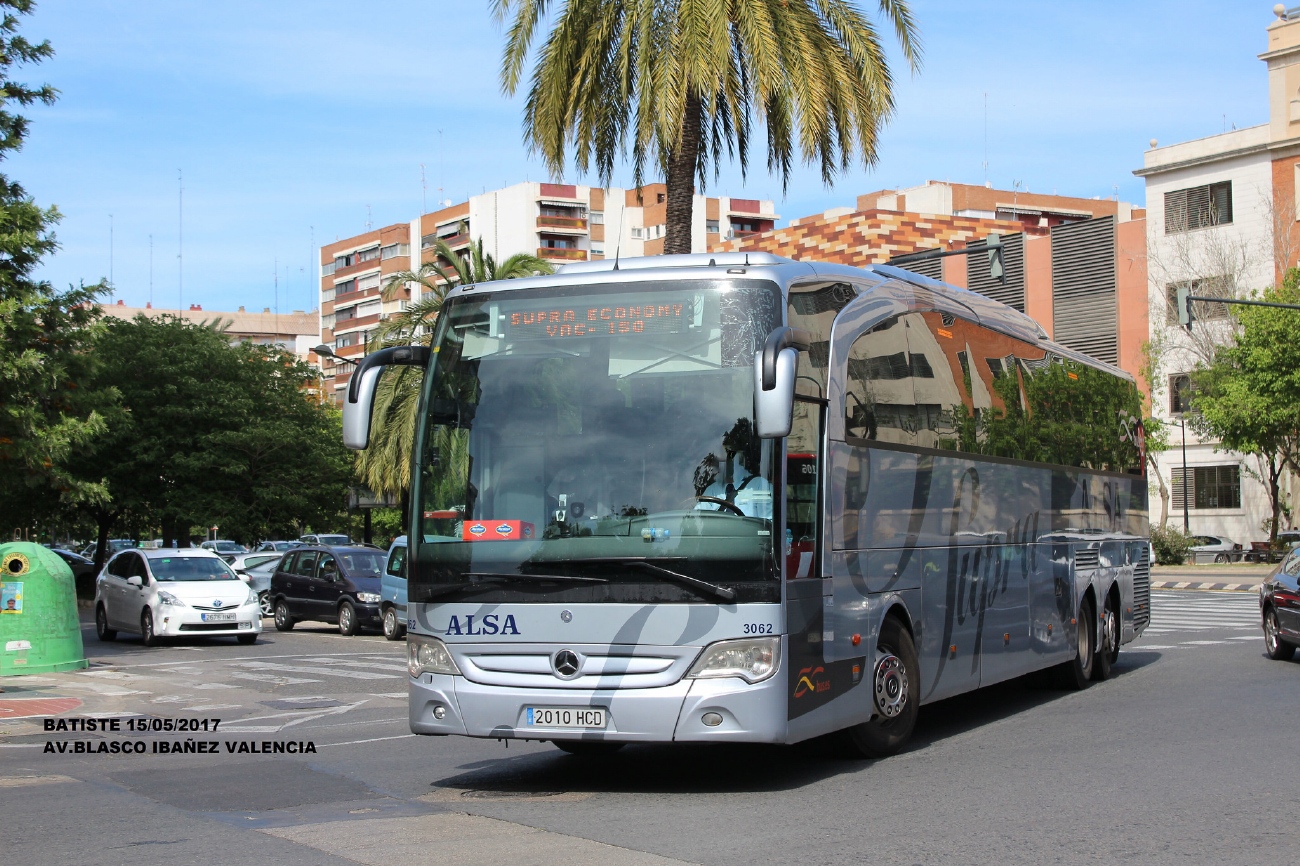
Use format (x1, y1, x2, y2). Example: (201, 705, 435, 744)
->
(1150, 562, 1272, 592)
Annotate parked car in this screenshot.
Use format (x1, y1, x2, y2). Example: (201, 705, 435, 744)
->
(270, 545, 386, 635)
(240, 557, 279, 617)
(298, 534, 351, 546)
(94, 548, 262, 646)
(381, 535, 407, 641)
(256, 540, 300, 552)
(227, 551, 282, 575)
(201, 540, 247, 558)
(1188, 535, 1242, 563)
(79, 539, 136, 559)
(1261, 548, 1300, 660)
(51, 548, 96, 579)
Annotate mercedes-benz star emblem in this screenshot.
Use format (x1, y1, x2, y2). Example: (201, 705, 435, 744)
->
(552, 649, 581, 679)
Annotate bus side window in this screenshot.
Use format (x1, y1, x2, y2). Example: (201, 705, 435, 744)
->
(843, 316, 916, 446)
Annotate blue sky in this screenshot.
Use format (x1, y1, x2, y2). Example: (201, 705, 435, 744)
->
(8, 1, 1270, 314)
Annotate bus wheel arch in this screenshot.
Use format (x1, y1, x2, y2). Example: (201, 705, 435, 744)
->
(1054, 588, 1096, 689)
(840, 611, 919, 759)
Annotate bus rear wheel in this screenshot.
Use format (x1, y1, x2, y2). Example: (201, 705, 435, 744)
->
(1054, 597, 1095, 690)
(840, 616, 918, 759)
(553, 741, 625, 756)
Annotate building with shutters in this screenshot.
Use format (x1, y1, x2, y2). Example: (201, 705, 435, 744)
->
(319, 181, 777, 397)
(712, 180, 1148, 383)
(1133, 6, 1300, 542)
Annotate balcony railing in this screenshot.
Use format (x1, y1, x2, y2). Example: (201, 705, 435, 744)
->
(333, 313, 381, 334)
(537, 216, 588, 231)
(538, 247, 587, 261)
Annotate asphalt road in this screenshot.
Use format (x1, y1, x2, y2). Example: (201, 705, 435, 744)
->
(2, 592, 1297, 866)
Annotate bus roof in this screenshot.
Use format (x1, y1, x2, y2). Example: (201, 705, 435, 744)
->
(445, 253, 1131, 383)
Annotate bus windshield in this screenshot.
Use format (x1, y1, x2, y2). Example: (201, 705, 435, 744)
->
(413, 279, 782, 604)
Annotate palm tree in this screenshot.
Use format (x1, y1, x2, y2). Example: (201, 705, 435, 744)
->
(354, 236, 553, 504)
(493, 0, 920, 255)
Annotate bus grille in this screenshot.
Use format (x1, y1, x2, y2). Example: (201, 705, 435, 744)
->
(1133, 548, 1151, 630)
(1074, 547, 1100, 571)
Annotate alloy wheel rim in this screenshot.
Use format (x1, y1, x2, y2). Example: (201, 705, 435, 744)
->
(1266, 613, 1279, 651)
(342, 607, 353, 630)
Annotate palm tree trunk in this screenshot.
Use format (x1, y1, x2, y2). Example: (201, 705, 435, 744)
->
(664, 92, 702, 256)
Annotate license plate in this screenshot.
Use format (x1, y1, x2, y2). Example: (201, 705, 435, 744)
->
(525, 707, 606, 728)
(201, 612, 236, 622)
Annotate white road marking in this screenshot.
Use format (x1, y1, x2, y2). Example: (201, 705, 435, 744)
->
(183, 704, 241, 711)
(191, 683, 236, 690)
(233, 661, 393, 680)
(219, 700, 369, 733)
(1228, 635, 1262, 640)
(150, 696, 192, 703)
(1182, 640, 1227, 645)
(228, 672, 322, 685)
(369, 692, 407, 699)
(1131, 644, 1177, 649)
(317, 734, 415, 747)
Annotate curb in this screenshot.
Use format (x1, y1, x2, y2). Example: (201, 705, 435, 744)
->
(1151, 581, 1260, 593)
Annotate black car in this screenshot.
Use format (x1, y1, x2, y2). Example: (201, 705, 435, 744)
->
(1261, 547, 1300, 660)
(51, 548, 97, 597)
(269, 546, 386, 636)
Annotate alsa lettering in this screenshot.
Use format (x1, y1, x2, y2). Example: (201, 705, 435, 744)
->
(446, 614, 520, 636)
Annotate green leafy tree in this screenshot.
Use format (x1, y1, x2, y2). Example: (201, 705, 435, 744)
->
(356, 237, 552, 505)
(0, 1, 111, 529)
(1190, 271, 1300, 547)
(70, 316, 352, 563)
(494, 0, 920, 255)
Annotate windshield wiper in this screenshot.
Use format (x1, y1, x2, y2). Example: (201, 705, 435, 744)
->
(421, 571, 609, 598)
(563, 557, 736, 602)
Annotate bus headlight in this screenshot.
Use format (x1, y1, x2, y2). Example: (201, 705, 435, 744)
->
(408, 635, 462, 678)
(686, 636, 781, 684)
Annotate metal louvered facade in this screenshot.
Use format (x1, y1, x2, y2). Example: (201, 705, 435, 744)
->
(889, 254, 943, 280)
(966, 233, 1025, 311)
(1051, 216, 1117, 365)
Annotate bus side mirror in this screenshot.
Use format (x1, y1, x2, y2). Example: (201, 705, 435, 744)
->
(343, 345, 431, 450)
(755, 347, 798, 438)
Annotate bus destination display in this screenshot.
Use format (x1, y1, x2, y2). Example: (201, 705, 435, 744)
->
(503, 298, 688, 340)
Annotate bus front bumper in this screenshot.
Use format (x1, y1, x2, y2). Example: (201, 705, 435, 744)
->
(409, 672, 788, 743)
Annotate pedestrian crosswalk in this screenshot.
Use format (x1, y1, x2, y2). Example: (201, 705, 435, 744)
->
(1141, 590, 1261, 638)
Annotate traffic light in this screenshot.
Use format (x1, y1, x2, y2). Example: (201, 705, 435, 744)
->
(986, 233, 1005, 285)
(1175, 286, 1193, 332)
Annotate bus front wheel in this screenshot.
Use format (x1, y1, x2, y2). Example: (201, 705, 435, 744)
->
(840, 616, 918, 759)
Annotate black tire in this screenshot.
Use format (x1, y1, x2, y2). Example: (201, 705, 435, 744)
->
(236, 633, 257, 645)
(1264, 607, 1296, 661)
(95, 605, 116, 642)
(553, 741, 625, 756)
(1214, 553, 1229, 563)
(338, 601, 359, 636)
(273, 599, 295, 632)
(1093, 593, 1119, 681)
(839, 616, 919, 759)
(1054, 597, 1095, 690)
(258, 591, 273, 618)
(382, 606, 404, 641)
(140, 608, 159, 647)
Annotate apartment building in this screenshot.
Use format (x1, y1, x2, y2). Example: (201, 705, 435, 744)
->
(715, 179, 1148, 382)
(98, 301, 320, 361)
(1133, 5, 1300, 540)
(318, 181, 778, 396)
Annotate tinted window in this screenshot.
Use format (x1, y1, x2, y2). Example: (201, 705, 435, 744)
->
(387, 546, 407, 578)
(317, 535, 350, 546)
(788, 281, 859, 399)
(294, 551, 319, 577)
(108, 554, 130, 578)
(318, 554, 339, 581)
(279, 552, 298, 573)
(149, 557, 238, 582)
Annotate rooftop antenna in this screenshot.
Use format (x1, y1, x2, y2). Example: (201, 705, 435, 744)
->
(177, 169, 183, 313)
(982, 92, 988, 184)
(148, 234, 153, 307)
(437, 129, 444, 205)
(309, 225, 315, 312)
(420, 163, 427, 214)
(108, 213, 114, 298)
(274, 255, 279, 317)
(365, 205, 372, 231)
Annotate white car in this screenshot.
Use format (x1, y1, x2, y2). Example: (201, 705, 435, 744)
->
(94, 548, 262, 646)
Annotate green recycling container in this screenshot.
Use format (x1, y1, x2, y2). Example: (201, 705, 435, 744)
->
(0, 542, 88, 676)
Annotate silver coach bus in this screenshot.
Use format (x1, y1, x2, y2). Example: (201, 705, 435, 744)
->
(343, 253, 1150, 757)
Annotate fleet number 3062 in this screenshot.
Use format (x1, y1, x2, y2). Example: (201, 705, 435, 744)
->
(742, 623, 775, 634)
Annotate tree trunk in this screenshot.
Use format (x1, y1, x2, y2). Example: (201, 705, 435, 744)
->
(1269, 456, 1282, 548)
(1148, 452, 1169, 527)
(663, 92, 702, 256)
(93, 512, 113, 571)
